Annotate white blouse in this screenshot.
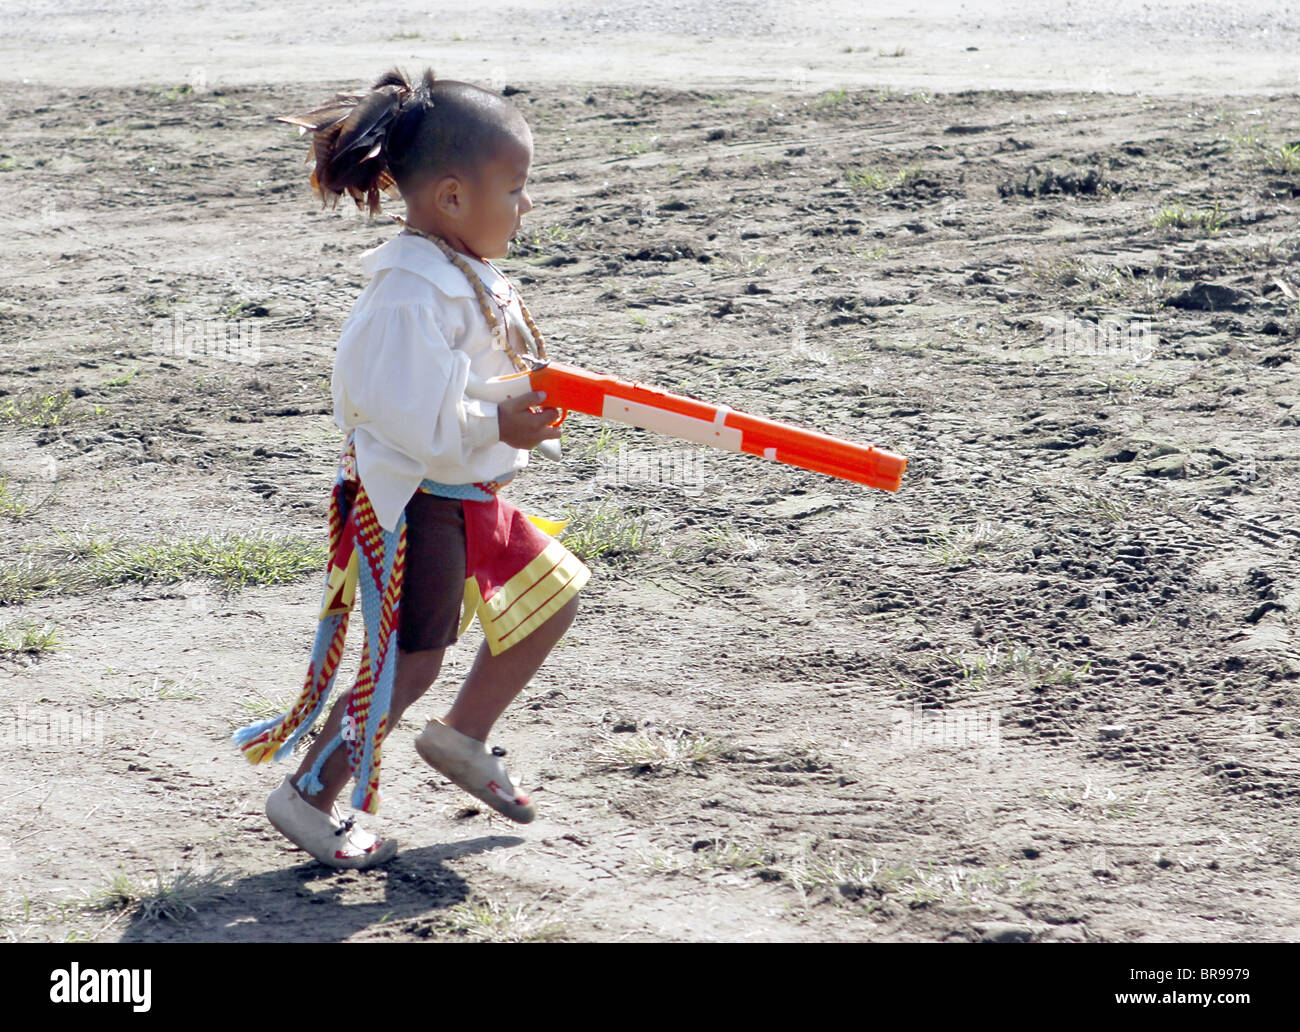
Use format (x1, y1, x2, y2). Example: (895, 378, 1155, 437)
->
(331, 232, 531, 531)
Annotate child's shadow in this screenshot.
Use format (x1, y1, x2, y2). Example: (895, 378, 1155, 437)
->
(115, 836, 525, 943)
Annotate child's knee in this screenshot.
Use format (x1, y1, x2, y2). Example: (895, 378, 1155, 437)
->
(398, 646, 445, 685)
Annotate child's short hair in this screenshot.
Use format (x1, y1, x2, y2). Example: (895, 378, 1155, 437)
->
(280, 67, 526, 215)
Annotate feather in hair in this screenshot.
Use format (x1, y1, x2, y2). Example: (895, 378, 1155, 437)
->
(276, 74, 415, 216)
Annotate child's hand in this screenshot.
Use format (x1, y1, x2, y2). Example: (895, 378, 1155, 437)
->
(497, 391, 562, 451)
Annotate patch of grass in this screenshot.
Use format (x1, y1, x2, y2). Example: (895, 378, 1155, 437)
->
(780, 850, 1040, 910)
(815, 87, 849, 108)
(924, 521, 1012, 565)
(638, 840, 771, 877)
(846, 166, 891, 191)
(1, 531, 324, 601)
(636, 848, 692, 876)
(1112, 267, 1178, 308)
(621, 134, 658, 157)
(1231, 127, 1300, 174)
(1041, 782, 1166, 820)
(846, 164, 924, 192)
(0, 391, 76, 428)
(879, 46, 908, 57)
(102, 368, 140, 388)
(1027, 256, 1101, 289)
(594, 727, 724, 775)
(514, 223, 575, 253)
(436, 897, 566, 942)
(1072, 269, 1169, 311)
(86, 532, 326, 589)
(224, 300, 266, 319)
(0, 620, 60, 655)
(716, 251, 772, 276)
(0, 477, 30, 518)
(699, 527, 767, 559)
(1254, 142, 1300, 174)
(238, 689, 290, 722)
(153, 675, 201, 701)
(561, 505, 650, 564)
(1090, 370, 1161, 403)
(86, 865, 238, 922)
(47, 530, 118, 563)
(1024, 257, 1176, 309)
(1152, 202, 1227, 233)
(696, 839, 769, 872)
(1220, 240, 1284, 267)
(0, 561, 67, 604)
(157, 83, 196, 102)
(1078, 488, 1135, 523)
(947, 641, 1088, 690)
(574, 425, 622, 461)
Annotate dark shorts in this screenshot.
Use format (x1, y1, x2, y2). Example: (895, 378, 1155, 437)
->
(398, 492, 468, 653)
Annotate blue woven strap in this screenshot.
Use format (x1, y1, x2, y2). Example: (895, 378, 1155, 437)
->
(418, 474, 514, 501)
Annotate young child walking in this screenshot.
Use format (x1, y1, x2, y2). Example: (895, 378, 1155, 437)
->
(232, 67, 588, 869)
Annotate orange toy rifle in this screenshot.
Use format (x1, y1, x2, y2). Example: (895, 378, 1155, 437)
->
(467, 359, 907, 492)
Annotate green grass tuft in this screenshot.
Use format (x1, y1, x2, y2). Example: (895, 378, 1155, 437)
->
(0, 391, 76, 428)
(1256, 142, 1300, 174)
(0, 531, 325, 602)
(0, 562, 67, 605)
(86, 532, 326, 589)
(0, 477, 30, 519)
(594, 727, 724, 775)
(0, 620, 60, 655)
(1152, 202, 1227, 233)
(86, 865, 238, 923)
(561, 506, 650, 564)
(924, 522, 1013, 565)
(846, 164, 924, 192)
(574, 425, 622, 461)
(435, 897, 567, 942)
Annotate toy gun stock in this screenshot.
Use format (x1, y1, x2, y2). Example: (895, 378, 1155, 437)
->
(467, 360, 907, 492)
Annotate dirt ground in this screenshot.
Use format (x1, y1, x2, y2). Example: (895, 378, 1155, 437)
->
(2, 13, 1299, 944)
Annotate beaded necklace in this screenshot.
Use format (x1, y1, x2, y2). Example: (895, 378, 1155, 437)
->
(390, 214, 548, 373)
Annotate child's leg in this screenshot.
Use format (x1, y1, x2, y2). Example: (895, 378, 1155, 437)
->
(293, 646, 446, 814)
(443, 594, 578, 742)
(292, 492, 465, 813)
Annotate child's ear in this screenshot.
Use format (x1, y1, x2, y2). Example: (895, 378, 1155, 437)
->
(431, 173, 464, 216)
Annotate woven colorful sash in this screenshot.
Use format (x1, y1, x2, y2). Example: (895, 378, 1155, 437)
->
(232, 448, 407, 813)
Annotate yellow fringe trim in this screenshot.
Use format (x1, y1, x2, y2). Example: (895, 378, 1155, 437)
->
(458, 533, 589, 655)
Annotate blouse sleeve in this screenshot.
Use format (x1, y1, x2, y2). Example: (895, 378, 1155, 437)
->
(331, 302, 501, 471)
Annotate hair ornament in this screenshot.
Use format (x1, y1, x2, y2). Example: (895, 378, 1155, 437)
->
(277, 68, 432, 216)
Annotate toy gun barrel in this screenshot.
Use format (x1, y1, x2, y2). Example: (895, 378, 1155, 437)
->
(466, 361, 907, 492)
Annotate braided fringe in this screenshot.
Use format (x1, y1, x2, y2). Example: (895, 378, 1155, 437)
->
(344, 490, 405, 813)
(232, 474, 405, 816)
(232, 476, 354, 762)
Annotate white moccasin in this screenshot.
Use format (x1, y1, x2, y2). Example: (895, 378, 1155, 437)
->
(265, 775, 399, 869)
(415, 718, 536, 824)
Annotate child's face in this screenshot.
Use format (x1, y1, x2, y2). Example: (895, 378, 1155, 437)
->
(449, 128, 534, 260)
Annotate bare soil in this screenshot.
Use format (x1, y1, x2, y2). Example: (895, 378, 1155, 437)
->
(1, 76, 1298, 942)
